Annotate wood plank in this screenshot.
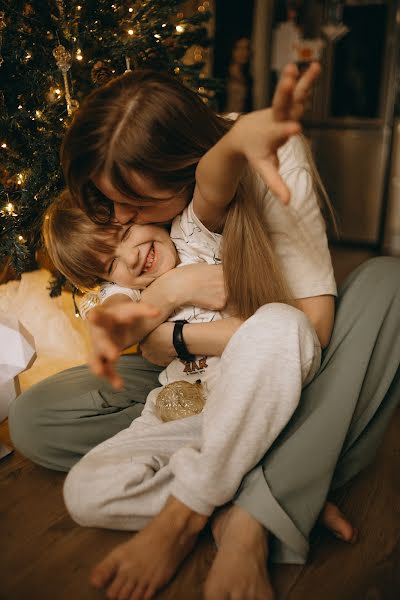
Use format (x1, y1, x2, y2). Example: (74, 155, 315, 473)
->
(1, 409, 399, 599)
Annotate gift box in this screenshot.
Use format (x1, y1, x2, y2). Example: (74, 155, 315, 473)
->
(0, 316, 36, 423)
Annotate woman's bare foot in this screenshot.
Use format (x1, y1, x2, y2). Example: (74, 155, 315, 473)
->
(205, 504, 274, 600)
(319, 501, 358, 543)
(90, 496, 207, 600)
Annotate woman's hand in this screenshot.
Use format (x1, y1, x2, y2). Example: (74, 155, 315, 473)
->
(229, 62, 321, 205)
(150, 264, 227, 312)
(140, 322, 175, 366)
(87, 297, 159, 388)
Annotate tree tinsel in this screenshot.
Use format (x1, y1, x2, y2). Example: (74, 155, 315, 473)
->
(0, 0, 220, 293)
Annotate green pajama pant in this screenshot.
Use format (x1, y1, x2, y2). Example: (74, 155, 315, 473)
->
(8, 257, 400, 563)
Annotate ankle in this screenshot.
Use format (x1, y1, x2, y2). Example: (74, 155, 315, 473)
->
(163, 495, 208, 535)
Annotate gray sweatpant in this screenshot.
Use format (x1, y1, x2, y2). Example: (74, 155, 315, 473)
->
(8, 258, 400, 563)
(63, 304, 321, 528)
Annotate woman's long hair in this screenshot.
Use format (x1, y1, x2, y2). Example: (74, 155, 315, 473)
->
(61, 70, 292, 318)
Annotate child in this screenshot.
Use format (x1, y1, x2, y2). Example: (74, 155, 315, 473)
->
(44, 191, 227, 413)
(50, 64, 339, 600)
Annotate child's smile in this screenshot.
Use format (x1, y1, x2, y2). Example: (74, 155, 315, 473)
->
(102, 223, 178, 289)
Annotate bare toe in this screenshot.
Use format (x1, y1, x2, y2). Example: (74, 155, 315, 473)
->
(320, 501, 357, 543)
(91, 553, 118, 589)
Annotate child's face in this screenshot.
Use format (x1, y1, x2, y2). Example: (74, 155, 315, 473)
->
(102, 223, 178, 289)
(93, 171, 190, 226)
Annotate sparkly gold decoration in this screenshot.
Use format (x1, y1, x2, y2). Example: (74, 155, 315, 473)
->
(52, 45, 78, 116)
(156, 380, 205, 422)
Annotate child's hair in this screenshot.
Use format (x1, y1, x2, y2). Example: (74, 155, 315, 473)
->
(61, 69, 330, 318)
(43, 190, 118, 290)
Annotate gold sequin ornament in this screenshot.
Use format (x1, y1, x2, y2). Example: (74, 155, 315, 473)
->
(52, 45, 78, 116)
(156, 380, 205, 422)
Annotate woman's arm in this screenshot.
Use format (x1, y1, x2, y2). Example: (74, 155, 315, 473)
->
(193, 63, 321, 230)
(140, 295, 334, 366)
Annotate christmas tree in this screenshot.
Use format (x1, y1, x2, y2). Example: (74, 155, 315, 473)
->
(0, 0, 217, 289)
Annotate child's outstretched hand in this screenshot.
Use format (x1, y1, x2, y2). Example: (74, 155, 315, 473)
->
(232, 62, 321, 204)
(87, 298, 159, 389)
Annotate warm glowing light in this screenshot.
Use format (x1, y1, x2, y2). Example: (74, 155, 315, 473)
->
(76, 54, 83, 61)
(174, 67, 180, 74)
(18, 104, 22, 109)
(128, 29, 134, 35)
(77, 5, 82, 9)
(55, 88, 61, 94)
(129, 7, 133, 12)
(25, 52, 32, 60)
(6, 202, 14, 213)
(59, 117, 64, 121)
(176, 25, 184, 33)
(1, 143, 7, 148)
(35, 110, 42, 118)
(162, 23, 166, 27)
(154, 34, 161, 39)
(18, 235, 26, 242)
(17, 173, 24, 185)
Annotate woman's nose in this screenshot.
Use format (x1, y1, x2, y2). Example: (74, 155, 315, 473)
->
(113, 202, 138, 225)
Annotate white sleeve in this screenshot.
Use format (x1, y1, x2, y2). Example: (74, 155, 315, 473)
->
(99, 283, 141, 303)
(264, 137, 337, 299)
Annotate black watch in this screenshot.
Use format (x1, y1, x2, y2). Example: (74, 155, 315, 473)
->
(173, 320, 196, 362)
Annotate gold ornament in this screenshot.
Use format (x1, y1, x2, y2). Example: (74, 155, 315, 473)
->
(52, 45, 77, 116)
(53, 44, 72, 72)
(156, 380, 205, 422)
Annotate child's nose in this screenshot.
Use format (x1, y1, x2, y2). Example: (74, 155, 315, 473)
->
(114, 203, 138, 224)
(122, 246, 140, 269)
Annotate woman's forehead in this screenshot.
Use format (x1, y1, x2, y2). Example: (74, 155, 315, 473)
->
(92, 171, 174, 204)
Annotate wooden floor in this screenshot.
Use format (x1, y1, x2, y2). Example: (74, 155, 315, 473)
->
(2, 249, 399, 599)
(1, 407, 399, 600)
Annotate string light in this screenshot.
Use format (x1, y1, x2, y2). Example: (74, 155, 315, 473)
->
(128, 29, 134, 35)
(1, 142, 6, 148)
(18, 235, 26, 243)
(18, 104, 22, 109)
(176, 25, 184, 33)
(154, 34, 161, 39)
(76, 49, 83, 61)
(35, 110, 42, 118)
(17, 173, 24, 185)
(5, 202, 15, 214)
(129, 7, 133, 12)
(77, 5, 82, 10)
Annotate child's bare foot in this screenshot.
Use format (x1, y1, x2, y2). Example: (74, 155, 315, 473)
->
(90, 496, 207, 600)
(319, 501, 358, 543)
(205, 504, 274, 600)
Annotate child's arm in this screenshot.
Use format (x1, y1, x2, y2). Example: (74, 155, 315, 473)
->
(194, 63, 320, 230)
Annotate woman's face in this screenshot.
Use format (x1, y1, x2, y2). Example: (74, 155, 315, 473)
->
(93, 171, 190, 226)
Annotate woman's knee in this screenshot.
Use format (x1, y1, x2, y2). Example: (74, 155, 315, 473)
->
(342, 256, 400, 296)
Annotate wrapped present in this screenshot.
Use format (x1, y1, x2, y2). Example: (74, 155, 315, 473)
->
(0, 316, 36, 423)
